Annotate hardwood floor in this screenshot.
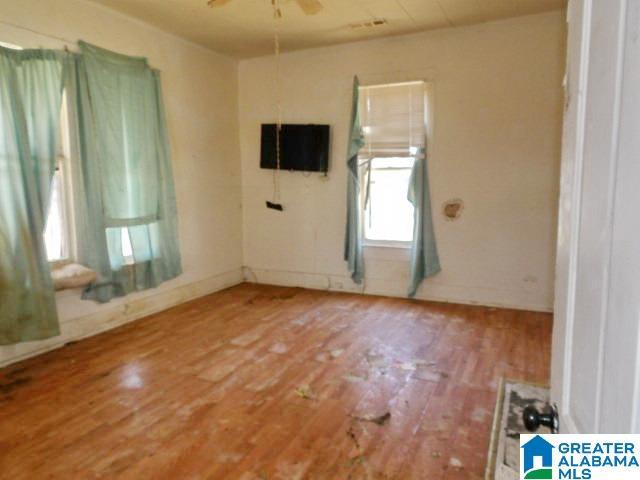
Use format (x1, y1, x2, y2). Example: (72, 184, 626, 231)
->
(0, 284, 552, 479)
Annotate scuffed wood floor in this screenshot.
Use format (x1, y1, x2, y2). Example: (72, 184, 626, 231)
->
(0, 284, 552, 479)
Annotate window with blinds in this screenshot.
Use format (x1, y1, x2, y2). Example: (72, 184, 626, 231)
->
(359, 81, 426, 243)
(360, 81, 426, 158)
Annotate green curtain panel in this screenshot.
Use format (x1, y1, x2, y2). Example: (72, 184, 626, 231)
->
(69, 42, 181, 303)
(0, 47, 66, 344)
(344, 76, 365, 284)
(407, 147, 441, 297)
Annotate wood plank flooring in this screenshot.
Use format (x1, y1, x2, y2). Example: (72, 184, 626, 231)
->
(0, 283, 552, 479)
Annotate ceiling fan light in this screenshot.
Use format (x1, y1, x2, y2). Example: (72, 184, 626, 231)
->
(295, 0, 324, 15)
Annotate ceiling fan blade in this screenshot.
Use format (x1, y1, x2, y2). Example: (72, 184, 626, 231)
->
(207, 0, 232, 7)
(295, 0, 323, 15)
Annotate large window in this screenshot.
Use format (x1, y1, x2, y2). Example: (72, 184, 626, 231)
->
(37, 71, 133, 266)
(359, 81, 426, 244)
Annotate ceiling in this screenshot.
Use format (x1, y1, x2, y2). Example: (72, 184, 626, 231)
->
(89, 0, 566, 58)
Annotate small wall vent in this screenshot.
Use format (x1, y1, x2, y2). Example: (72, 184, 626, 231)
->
(349, 19, 388, 29)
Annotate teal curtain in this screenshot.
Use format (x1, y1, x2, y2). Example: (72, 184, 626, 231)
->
(344, 76, 365, 284)
(69, 42, 181, 303)
(0, 47, 66, 344)
(407, 146, 440, 297)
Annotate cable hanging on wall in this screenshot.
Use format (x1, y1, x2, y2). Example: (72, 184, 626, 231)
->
(265, 0, 285, 211)
(207, 0, 326, 211)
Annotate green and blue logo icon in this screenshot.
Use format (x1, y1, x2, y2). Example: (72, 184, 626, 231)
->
(521, 435, 554, 479)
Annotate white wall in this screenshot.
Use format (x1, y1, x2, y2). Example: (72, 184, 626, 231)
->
(238, 11, 566, 312)
(0, 0, 244, 366)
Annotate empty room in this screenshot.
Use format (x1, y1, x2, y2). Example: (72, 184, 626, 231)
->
(2, 0, 640, 478)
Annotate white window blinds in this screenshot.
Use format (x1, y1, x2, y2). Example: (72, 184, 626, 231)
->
(359, 81, 425, 158)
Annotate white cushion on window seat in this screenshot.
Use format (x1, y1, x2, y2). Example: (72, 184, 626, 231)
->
(51, 263, 97, 291)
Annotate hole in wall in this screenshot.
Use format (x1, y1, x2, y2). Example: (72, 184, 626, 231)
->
(443, 199, 464, 221)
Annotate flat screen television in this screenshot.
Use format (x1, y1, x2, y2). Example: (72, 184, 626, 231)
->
(260, 124, 330, 173)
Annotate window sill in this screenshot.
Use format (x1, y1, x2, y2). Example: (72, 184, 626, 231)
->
(55, 286, 83, 299)
(363, 240, 412, 249)
(49, 258, 72, 270)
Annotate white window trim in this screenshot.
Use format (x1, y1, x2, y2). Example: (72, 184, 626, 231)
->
(363, 239, 412, 249)
(48, 92, 77, 267)
(361, 155, 416, 246)
(121, 228, 135, 266)
(54, 156, 76, 266)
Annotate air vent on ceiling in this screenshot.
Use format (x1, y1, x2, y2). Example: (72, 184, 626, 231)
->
(349, 19, 388, 29)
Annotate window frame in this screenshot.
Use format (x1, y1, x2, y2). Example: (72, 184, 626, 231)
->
(2, 38, 78, 268)
(46, 91, 77, 268)
(121, 228, 135, 266)
(361, 156, 416, 248)
(357, 79, 433, 249)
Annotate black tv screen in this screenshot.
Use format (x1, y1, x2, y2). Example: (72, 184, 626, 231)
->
(260, 124, 330, 173)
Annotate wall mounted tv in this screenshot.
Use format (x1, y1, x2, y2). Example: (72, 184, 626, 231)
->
(260, 124, 330, 173)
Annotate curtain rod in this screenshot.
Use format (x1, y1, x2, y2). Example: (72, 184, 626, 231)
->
(0, 19, 74, 49)
(0, 20, 160, 71)
(360, 80, 425, 90)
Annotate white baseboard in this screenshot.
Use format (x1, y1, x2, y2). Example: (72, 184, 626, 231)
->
(0, 268, 244, 368)
(1, 265, 549, 368)
(242, 266, 553, 313)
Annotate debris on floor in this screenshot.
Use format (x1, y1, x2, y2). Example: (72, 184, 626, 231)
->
(471, 406, 489, 422)
(330, 348, 344, 358)
(215, 451, 244, 463)
(351, 412, 391, 426)
(362, 351, 391, 376)
(396, 362, 417, 371)
(412, 359, 436, 367)
(411, 369, 449, 382)
(394, 359, 436, 371)
(347, 454, 367, 467)
(269, 342, 289, 354)
(294, 385, 316, 400)
(342, 373, 368, 383)
(449, 457, 463, 469)
(346, 426, 360, 449)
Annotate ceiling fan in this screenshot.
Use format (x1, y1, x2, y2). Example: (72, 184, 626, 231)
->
(207, 0, 324, 16)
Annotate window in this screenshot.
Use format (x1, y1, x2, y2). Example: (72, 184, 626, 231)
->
(121, 228, 134, 264)
(359, 81, 426, 244)
(5, 40, 142, 271)
(43, 88, 133, 267)
(0, 39, 75, 264)
(43, 160, 70, 262)
(0, 41, 21, 50)
(44, 94, 74, 264)
(364, 156, 415, 242)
